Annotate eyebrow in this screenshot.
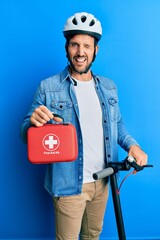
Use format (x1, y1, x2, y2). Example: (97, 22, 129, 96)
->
(69, 41, 91, 47)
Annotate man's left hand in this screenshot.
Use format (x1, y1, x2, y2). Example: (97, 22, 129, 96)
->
(128, 145, 148, 166)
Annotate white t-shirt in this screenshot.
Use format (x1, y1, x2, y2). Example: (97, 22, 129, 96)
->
(73, 78, 105, 183)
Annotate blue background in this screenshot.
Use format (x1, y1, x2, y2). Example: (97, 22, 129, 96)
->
(0, 0, 160, 239)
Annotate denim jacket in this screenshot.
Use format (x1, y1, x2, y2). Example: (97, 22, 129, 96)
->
(20, 66, 139, 196)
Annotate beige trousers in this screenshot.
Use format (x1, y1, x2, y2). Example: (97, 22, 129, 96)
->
(53, 180, 109, 240)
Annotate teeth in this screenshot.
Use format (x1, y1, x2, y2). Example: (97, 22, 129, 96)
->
(75, 57, 86, 62)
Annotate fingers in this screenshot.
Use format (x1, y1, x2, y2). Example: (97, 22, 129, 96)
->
(52, 113, 63, 123)
(137, 150, 148, 166)
(137, 153, 148, 166)
(30, 106, 63, 127)
(30, 106, 53, 127)
(53, 116, 63, 122)
(128, 145, 148, 166)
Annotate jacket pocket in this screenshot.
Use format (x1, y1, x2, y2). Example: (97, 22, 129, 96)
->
(50, 100, 73, 122)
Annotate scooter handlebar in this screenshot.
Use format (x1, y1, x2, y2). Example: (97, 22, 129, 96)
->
(93, 156, 153, 181)
(93, 167, 114, 180)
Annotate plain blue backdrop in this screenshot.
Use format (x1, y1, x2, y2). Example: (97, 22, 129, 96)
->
(0, 0, 160, 239)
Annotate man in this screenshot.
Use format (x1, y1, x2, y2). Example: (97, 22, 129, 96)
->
(20, 12, 147, 240)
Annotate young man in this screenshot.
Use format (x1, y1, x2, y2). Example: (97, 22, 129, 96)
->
(20, 12, 147, 240)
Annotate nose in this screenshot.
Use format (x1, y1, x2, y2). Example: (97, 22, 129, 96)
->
(77, 45, 84, 55)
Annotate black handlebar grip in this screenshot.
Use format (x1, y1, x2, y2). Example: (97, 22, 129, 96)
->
(93, 167, 114, 180)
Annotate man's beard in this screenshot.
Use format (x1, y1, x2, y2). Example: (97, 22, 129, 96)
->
(68, 56, 92, 75)
(67, 51, 97, 75)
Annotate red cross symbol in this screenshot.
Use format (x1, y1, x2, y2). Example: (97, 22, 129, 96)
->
(42, 134, 60, 151)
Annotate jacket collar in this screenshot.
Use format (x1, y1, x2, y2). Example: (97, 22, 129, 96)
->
(60, 66, 100, 84)
(60, 66, 71, 83)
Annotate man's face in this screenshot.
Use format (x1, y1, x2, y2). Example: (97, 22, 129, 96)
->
(67, 34, 98, 75)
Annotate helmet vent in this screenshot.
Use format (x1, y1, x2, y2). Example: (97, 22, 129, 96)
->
(89, 19, 95, 26)
(72, 18, 78, 25)
(81, 15, 87, 23)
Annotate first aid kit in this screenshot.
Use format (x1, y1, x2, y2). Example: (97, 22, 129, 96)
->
(27, 114, 78, 164)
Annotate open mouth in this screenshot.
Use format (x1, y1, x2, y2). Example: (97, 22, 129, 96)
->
(74, 56, 86, 63)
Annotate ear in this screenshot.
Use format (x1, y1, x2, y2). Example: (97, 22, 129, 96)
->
(95, 45, 99, 55)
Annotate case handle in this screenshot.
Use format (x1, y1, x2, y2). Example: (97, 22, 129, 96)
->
(52, 113, 65, 124)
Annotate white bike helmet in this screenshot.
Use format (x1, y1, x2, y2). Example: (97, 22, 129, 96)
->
(63, 12, 102, 41)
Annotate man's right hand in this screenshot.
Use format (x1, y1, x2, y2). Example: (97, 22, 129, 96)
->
(30, 105, 62, 127)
